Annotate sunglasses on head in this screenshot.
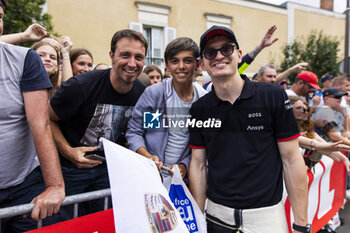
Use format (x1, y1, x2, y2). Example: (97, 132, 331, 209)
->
(203, 44, 236, 60)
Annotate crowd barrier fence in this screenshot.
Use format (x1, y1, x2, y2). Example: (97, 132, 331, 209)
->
(0, 188, 111, 233)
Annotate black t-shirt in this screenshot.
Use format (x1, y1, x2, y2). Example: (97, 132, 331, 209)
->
(21, 49, 52, 91)
(51, 69, 145, 164)
(189, 75, 300, 209)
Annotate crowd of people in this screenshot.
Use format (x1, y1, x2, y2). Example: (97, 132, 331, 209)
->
(1, 0, 350, 232)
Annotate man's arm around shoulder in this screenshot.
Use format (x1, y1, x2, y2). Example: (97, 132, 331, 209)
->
(23, 89, 65, 221)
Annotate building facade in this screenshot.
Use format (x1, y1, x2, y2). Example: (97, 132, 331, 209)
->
(47, 0, 345, 74)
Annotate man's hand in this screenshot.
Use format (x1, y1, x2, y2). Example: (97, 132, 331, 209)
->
(312, 95, 320, 107)
(30, 185, 65, 221)
(167, 164, 187, 178)
(178, 163, 187, 178)
(248, 25, 279, 60)
(289, 62, 308, 73)
(149, 155, 163, 172)
(315, 141, 348, 156)
(65, 146, 102, 168)
(259, 25, 278, 49)
(23, 24, 48, 42)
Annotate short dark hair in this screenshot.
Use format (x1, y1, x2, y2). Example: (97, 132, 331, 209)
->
(0, 0, 7, 9)
(69, 48, 93, 64)
(164, 37, 199, 63)
(143, 64, 162, 76)
(110, 29, 148, 55)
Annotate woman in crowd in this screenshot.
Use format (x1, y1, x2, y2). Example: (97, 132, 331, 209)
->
(290, 96, 350, 172)
(32, 41, 60, 98)
(70, 48, 94, 76)
(143, 64, 162, 85)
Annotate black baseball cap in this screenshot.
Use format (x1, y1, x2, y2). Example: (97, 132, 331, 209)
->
(200, 25, 239, 56)
(323, 87, 348, 98)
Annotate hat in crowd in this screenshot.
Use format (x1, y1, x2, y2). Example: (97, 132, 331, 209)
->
(297, 71, 320, 90)
(323, 87, 348, 98)
(321, 75, 334, 83)
(200, 25, 239, 56)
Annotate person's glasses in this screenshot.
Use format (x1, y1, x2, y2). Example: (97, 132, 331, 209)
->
(203, 44, 236, 60)
(296, 106, 309, 113)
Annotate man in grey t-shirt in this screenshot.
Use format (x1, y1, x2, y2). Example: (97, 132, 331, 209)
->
(312, 87, 350, 145)
(0, 1, 65, 231)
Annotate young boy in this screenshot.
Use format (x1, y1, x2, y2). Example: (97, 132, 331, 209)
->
(126, 37, 207, 179)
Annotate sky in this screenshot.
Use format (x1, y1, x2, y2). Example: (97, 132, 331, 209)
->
(260, 0, 347, 13)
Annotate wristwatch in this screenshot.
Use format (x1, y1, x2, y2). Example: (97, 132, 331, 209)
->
(292, 223, 312, 233)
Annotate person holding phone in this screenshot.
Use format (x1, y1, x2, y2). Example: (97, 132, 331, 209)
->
(48, 29, 147, 217)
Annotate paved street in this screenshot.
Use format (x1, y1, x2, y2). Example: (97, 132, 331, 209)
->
(336, 202, 350, 233)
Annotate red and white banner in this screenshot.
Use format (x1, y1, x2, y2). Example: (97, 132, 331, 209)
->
(283, 155, 346, 233)
(26, 209, 115, 233)
(28, 151, 346, 233)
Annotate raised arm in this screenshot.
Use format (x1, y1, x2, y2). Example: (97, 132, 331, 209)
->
(278, 138, 308, 230)
(189, 148, 207, 212)
(248, 25, 278, 60)
(60, 36, 74, 82)
(23, 89, 64, 221)
(0, 23, 47, 44)
(275, 62, 308, 84)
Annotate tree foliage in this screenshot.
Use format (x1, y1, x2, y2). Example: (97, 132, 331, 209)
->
(279, 31, 341, 84)
(2, 0, 55, 38)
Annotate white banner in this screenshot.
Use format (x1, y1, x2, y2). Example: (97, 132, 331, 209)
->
(163, 166, 207, 233)
(102, 138, 189, 233)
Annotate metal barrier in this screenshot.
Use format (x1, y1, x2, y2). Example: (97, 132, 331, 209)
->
(0, 188, 111, 232)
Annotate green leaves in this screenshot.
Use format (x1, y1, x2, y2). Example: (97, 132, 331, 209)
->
(279, 31, 341, 85)
(3, 0, 56, 46)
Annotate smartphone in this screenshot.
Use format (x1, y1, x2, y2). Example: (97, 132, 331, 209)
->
(84, 150, 105, 162)
(326, 121, 337, 129)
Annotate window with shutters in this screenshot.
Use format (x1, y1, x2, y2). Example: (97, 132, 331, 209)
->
(130, 1, 176, 69)
(143, 27, 163, 67)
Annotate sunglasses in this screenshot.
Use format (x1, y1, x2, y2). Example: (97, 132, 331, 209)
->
(203, 44, 236, 60)
(296, 106, 309, 113)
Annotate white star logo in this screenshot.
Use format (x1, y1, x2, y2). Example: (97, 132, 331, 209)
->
(150, 110, 162, 122)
